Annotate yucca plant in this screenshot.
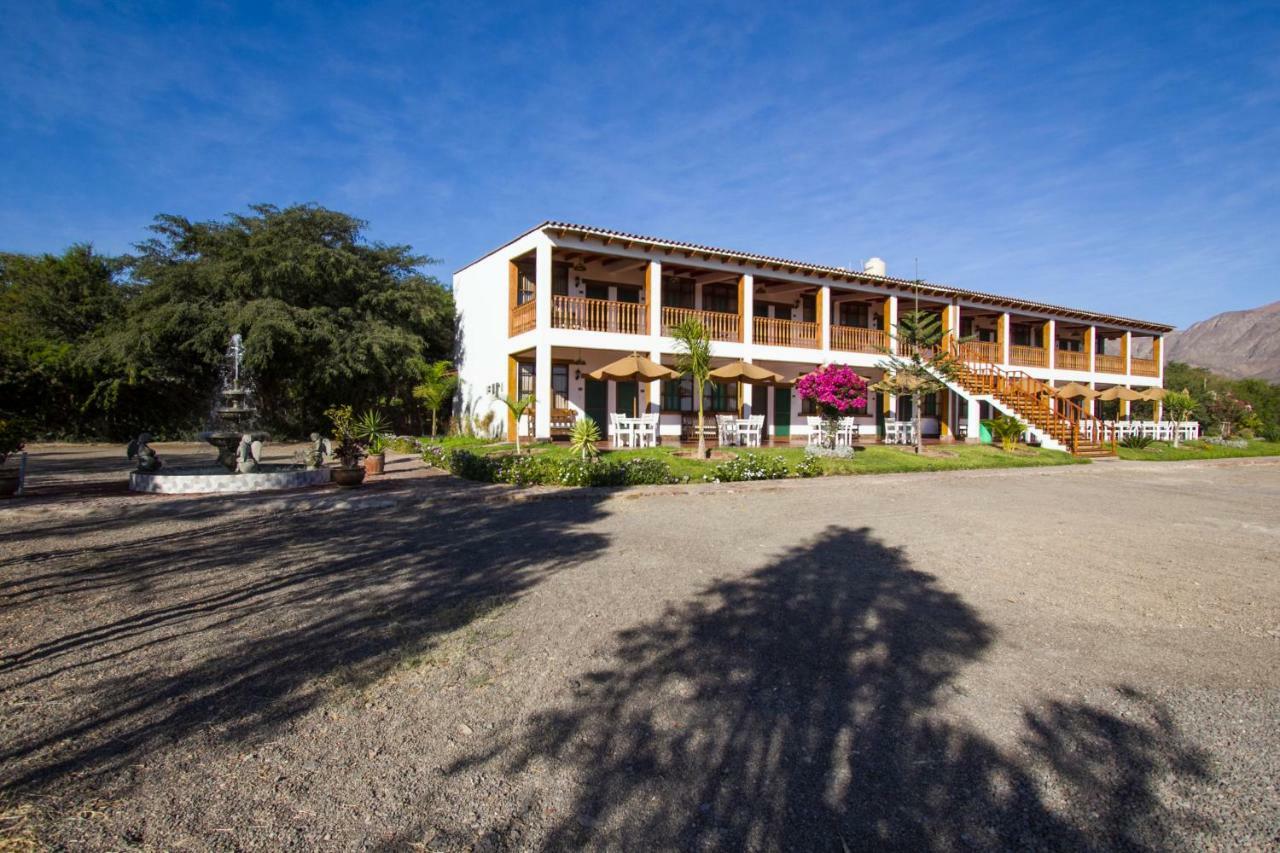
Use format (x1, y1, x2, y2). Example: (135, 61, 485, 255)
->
(982, 414, 1026, 452)
(1120, 433, 1154, 449)
(569, 416, 602, 460)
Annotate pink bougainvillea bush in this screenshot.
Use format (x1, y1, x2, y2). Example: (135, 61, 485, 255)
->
(795, 364, 869, 417)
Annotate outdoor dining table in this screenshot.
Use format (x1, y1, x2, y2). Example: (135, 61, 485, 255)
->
(615, 416, 658, 448)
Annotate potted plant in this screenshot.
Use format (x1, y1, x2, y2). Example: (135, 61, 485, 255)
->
(355, 409, 392, 475)
(0, 417, 26, 498)
(325, 405, 367, 487)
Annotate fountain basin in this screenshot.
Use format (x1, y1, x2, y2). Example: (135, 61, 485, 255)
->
(130, 464, 332, 495)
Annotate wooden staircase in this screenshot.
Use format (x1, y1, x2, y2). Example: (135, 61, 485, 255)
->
(942, 345, 1117, 458)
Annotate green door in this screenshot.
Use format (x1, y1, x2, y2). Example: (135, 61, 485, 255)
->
(585, 379, 608, 431)
(615, 381, 639, 418)
(773, 386, 791, 437)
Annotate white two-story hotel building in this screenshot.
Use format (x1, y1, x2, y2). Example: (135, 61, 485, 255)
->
(454, 222, 1173, 451)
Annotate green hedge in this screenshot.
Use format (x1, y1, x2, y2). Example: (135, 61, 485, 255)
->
(446, 450, 678, 486)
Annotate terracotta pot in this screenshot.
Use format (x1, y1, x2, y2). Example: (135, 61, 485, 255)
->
(0, 469, 19, 498)
(363, 452, 385, 475)
(332, 466, 366, 488)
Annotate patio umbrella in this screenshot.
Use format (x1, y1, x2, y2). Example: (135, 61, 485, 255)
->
(588, 353, 681, 415)
(1138, 387, 1166, 401)
(1096, 385, 1143, 402)
(708, 361, 784, 417)
(1055, 381, 1098, 399)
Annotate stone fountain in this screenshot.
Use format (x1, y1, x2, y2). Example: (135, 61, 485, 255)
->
(203, 333, 269, 471)
(127, 333, 333, 494)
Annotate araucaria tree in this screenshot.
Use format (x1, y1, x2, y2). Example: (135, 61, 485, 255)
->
(874, 309, 960, 454)
(672, 318, 712, 458)
(795, 364, 869, 448)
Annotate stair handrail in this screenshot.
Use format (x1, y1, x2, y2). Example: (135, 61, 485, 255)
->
(944, 341, 1116, 454)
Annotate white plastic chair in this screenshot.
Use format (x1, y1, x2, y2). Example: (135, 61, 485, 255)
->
(716, 414, 736, 446)
(639, 413, 659, 447)
(806, 416, 823, 446)
(837, 417, 857, 447)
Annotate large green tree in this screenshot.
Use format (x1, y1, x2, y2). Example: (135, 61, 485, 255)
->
(95, 204, 455, 436)
(0, 245, 128, 437)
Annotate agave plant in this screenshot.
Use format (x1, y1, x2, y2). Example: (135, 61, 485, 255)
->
(1120, 433, 1154, 450)
(354, 409, 392, 452)
(569, 416, 602, 461)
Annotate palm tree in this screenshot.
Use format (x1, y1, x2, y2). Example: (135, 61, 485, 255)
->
(672, 318, 712, 458)
(412, 359, 457, 437)
(874, 308, 962, 454)
(496, 394, 535, 454)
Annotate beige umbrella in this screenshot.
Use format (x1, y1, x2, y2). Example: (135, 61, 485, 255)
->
(1055, 381, 1098, 399)
(588, 353, 681, 416)
(1096, 385, 1143, 401)
(708, 361, 784, 417)
(1138, 387, 1166, 401)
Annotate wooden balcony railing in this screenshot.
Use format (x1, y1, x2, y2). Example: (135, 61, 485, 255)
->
(753, 316, 819, 348)
(956, 341, 1001, 364)
(1055, 349, 1088, 371)
(1095, 354, 1125, 374)
(1009, 345, 1047, 368)
(1131, 357, 1159, 377)
(509, 299, 536, 336)
(551, 295, 647, 334)
(661, 306, 739, 341)
(831, 325, 887, 353)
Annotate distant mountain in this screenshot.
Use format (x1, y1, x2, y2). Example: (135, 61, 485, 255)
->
(1145, 301, 1280, 382)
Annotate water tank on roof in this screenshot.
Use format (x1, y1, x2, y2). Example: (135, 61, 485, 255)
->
(863, 257, 886, 277)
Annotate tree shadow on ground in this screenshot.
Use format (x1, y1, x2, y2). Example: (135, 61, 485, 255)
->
(447, 525, 1214, 850)
(0, 481, 610, 802)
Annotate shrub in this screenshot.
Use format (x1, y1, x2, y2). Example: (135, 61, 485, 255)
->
(982, 415, 1026, 452)
(794, 455, 824, 478)
(420, 443, 448, 468)
(1203, 436, 1249, 449)
(1120, 434, 1154, 449)
(388, 436, 420, 454)
(705, 452, 791, 482)
(445, 449, 675, 487)
(1260, 423, 1280, 443)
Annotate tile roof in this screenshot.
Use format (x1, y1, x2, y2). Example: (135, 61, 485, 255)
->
(463, 221, 1176, 333)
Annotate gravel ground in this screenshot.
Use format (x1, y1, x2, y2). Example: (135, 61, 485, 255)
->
(1, 447, 1277, 850)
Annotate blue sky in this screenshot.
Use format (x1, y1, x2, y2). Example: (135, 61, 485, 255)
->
(2, 1, 1277, 327)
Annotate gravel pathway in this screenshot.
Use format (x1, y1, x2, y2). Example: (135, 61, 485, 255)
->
(1, 448, 1277, 850)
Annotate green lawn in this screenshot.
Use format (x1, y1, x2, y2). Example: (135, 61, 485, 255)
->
(447, 440, 1085, 479)
(1116, 439, 1280, 462)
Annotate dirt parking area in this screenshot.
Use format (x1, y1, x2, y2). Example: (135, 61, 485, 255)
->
(1, 448, 1277, 850)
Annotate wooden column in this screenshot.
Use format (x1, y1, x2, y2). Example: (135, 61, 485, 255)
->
(1085, 326, 1096, 373)
(884, 295, 898, 354)
(1153, 335, 1163, 382)
(1043, 319, 1055, 370)
(1121, 331, 1132, 376)
(819, 286, 830, 351)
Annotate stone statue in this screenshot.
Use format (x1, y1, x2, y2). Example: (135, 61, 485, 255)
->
(303, 432, 331, 470)
(126, 432, 163, 473)
(235, 433, 263, 474)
